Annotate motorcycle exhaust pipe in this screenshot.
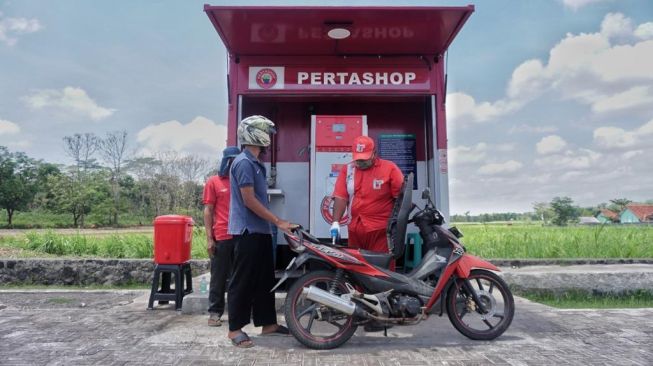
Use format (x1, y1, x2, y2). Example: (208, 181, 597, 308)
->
(301, 286, 367, 317)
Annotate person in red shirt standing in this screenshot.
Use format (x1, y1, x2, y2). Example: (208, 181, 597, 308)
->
(203, 146, 240, 327)
(331, 136, 404, 268)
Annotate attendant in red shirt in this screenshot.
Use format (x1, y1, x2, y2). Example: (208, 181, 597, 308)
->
(203, 146, 240, 327)
(331, 136, 404, 269)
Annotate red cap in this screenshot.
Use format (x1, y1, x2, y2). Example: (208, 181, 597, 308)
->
(352, 136, 375, 161)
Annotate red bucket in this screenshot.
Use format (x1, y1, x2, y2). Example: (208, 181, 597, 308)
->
(153, 215, 194, 264)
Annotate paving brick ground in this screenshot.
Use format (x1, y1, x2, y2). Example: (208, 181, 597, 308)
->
(0, 290, 651, 365)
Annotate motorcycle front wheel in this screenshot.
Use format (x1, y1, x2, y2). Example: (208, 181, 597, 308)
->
(446, 269, 515, 340)
(284, 270, 358, 349)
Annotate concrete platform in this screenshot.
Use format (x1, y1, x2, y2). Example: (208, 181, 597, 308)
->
(179, 264, 653, 315)
(502, 263, 653, 294)
(1, 288, 651, 365)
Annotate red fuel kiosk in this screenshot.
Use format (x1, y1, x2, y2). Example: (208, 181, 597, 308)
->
(204, 5, 474, 266)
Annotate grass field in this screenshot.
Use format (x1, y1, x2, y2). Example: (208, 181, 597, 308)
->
(0, 228, 209, 259)
(455, 223, 653, 259)
(0, 223, 652, 259)
(518, 290, 653, 308)
(0, 210, 156, 229)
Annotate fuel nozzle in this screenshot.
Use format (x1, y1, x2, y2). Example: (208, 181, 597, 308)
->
(330, 221, 341, 246)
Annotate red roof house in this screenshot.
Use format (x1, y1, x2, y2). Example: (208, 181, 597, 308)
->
(620, 204, 653, 223)
(597, 209, 619, 223)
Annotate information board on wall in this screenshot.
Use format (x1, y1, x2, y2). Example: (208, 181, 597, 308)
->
(378, 134, 417, 190)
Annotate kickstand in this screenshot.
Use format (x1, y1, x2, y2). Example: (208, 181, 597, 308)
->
(384, 327, 388, 337)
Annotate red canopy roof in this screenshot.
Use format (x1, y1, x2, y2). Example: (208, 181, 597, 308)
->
(204, 5, 474, 56)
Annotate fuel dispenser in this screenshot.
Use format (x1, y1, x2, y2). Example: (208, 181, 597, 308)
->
(309, 115, 368, 239)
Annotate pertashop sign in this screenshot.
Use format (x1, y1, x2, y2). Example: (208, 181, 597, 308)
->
(248, 66, 431, 91)
(298, 71, 416, 85)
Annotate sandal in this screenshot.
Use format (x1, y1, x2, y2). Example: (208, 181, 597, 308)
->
(207, 314, 222, 327)
(229, 332, 254, 348)
(261, 325, 290, 336)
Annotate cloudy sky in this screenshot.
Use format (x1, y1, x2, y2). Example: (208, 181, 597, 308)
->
(0, 0, 651, 214)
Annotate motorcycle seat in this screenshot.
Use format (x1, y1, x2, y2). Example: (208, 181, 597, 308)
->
(360, 250, 393, 269)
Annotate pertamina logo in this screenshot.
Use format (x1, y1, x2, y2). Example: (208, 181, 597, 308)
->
(256, 68, 277, 89)
(320, 196, 349, 225)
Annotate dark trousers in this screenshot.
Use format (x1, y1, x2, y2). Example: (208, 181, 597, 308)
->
(227, 231, 277, 331)
(208, 237, 235, 316)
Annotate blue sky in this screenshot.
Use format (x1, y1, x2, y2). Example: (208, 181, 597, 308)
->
(1, 0, 652, 214)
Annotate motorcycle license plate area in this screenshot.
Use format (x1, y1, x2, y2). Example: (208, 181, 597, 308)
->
(204, 5, 474, 270)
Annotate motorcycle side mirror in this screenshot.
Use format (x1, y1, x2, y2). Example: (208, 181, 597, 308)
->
(421, 188, 431, 200)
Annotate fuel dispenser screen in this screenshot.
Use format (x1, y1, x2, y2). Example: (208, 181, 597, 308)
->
(315, 117, 363, 151)
(310, 115, 367, 238)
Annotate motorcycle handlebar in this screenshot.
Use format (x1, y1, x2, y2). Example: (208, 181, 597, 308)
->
(290, 225, 304, 234)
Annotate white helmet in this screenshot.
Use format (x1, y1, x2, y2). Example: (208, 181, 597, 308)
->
(237, 115, 276, 147)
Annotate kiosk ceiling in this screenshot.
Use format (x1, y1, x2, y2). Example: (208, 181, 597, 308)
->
(204, 5, 474, 56)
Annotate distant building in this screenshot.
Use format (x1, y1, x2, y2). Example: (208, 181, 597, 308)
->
(596, 209, 618, 223)
(619, 204, 653, 224)
(579, 216, 600, 225)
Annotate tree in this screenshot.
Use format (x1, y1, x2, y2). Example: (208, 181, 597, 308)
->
(30, 162, 62, 210)
(63, 133, 100, 176)
(177, 155, 210, 214)
(532, 202, 552, 225)
(125, 156, 161, 218)
(99, 130, 129, 226)
(60, 133, 103, 226)
(608, 198, 631, 213)
(550, 196, 579, 226)
(47, 169, 110, 227)
(579, 206, 596, 217)
(0, 147, 39, 226)
(130, 153, 181, 216)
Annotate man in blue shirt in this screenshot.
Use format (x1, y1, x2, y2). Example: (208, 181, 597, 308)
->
(227, 115, 297, 348)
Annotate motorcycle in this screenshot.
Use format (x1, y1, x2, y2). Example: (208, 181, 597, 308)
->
(272, 173, 514, 349)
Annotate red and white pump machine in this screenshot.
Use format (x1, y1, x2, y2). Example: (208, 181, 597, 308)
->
(204, 5, 474, 268)
(310, 115, 367, 239)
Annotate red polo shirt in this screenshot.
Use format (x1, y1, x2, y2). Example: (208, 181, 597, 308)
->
(202, 175, 232, 241)
(333, 158, 404, 233)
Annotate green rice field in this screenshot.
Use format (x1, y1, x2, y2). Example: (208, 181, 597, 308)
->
(518, 289, 653, 309)
(0, 223, 651, 259)
(0, 228, 209, 259)
(456, 223, 653, 259)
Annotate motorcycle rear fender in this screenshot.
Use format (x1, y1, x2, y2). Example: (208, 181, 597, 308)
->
(454, 254, 500, 278)
(270, 252, 333, 292)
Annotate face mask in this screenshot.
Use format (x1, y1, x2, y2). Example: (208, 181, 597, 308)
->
(355, 159, 374, 170)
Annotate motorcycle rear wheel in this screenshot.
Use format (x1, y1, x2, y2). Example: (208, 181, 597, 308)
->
(284, 270, 358, 349)
(446, 269, 514, 340)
